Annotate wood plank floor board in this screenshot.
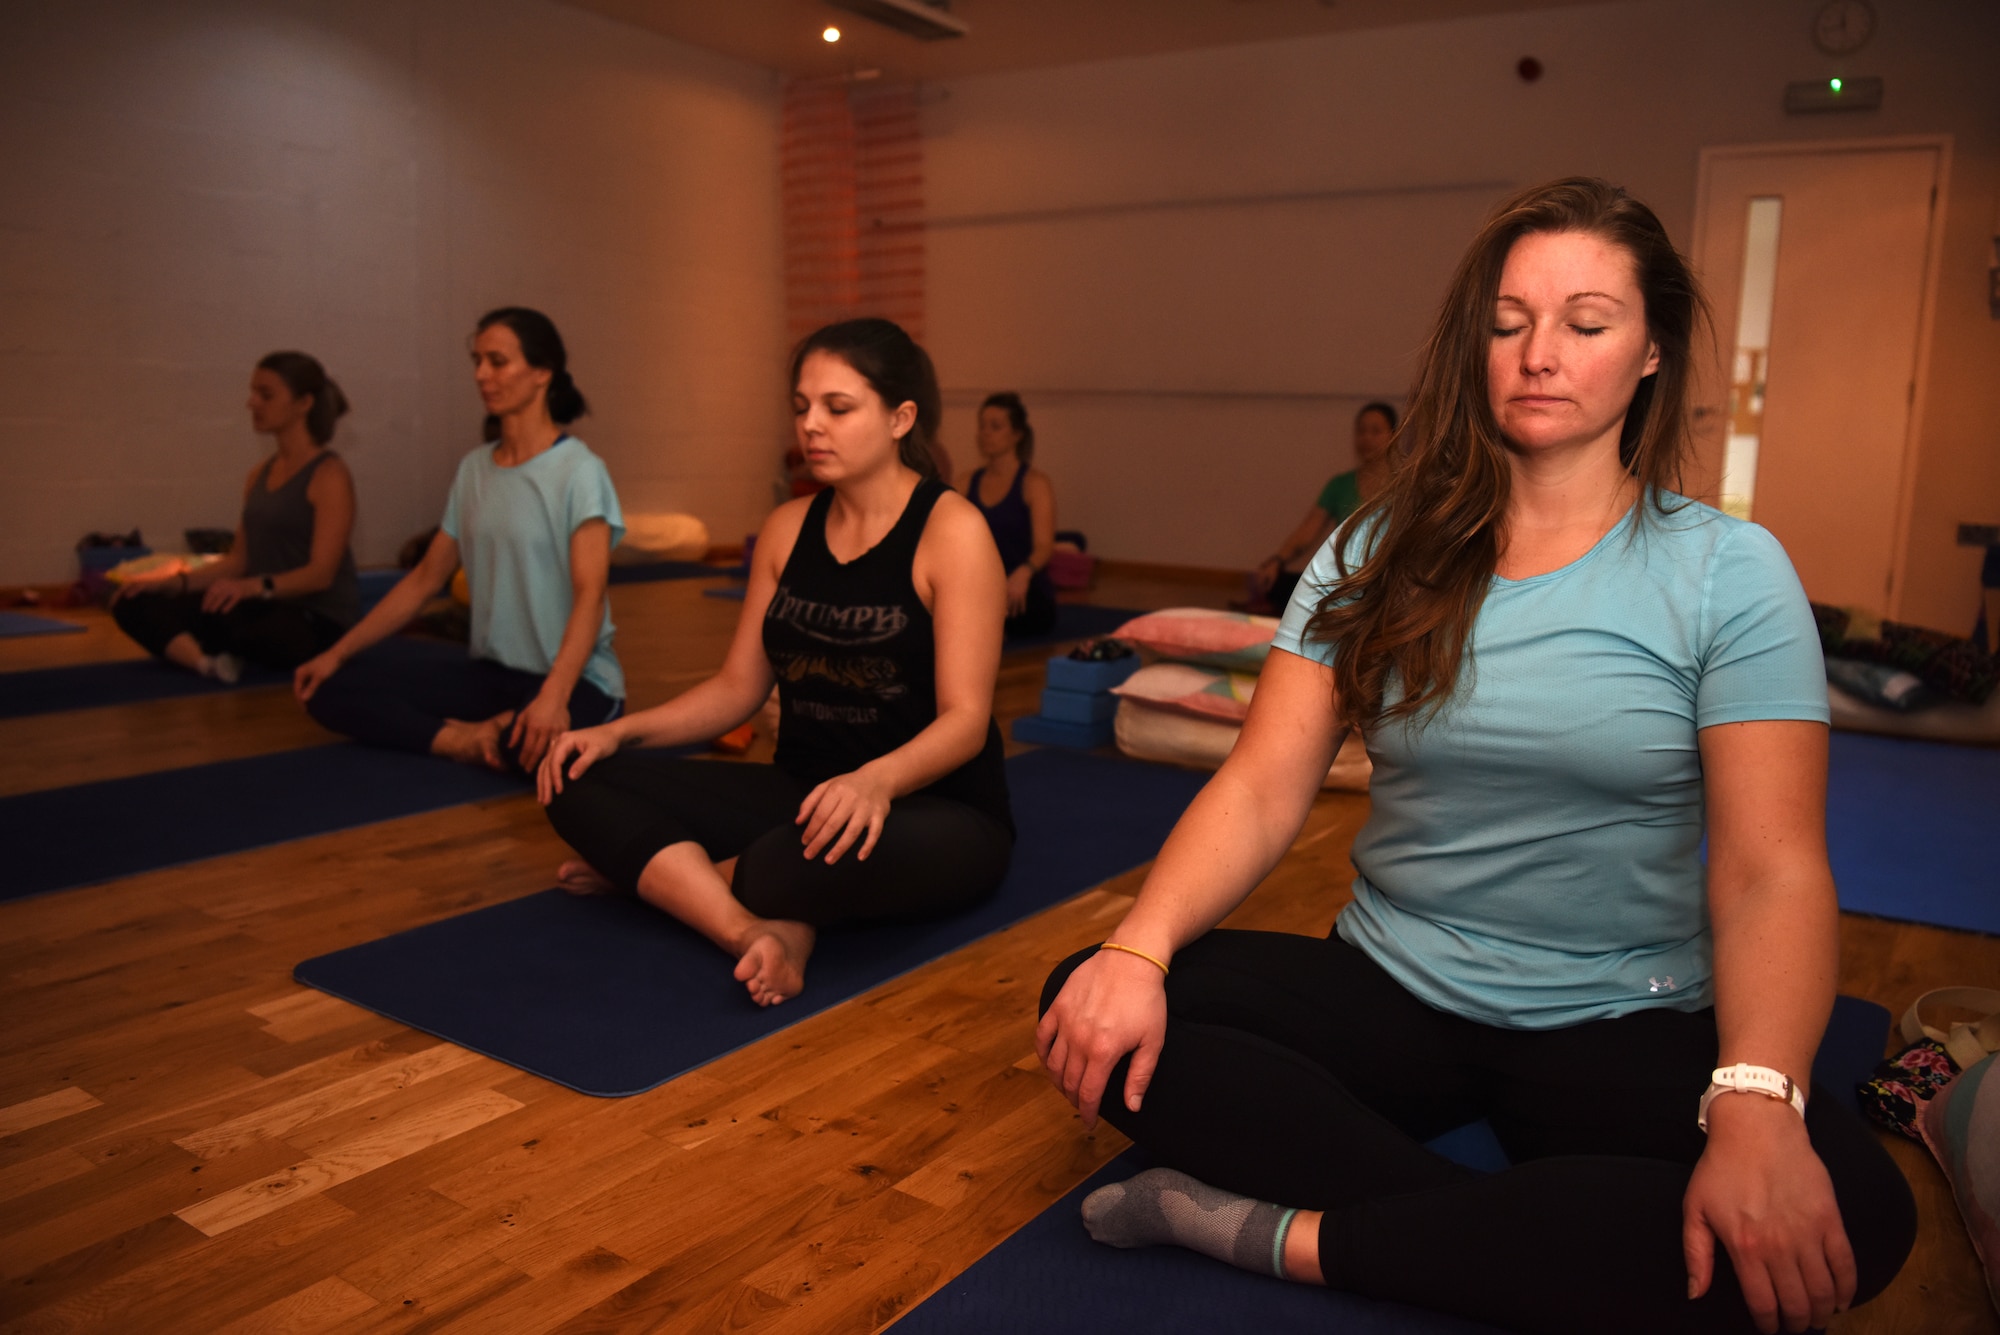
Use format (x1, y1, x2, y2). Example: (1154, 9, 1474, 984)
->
(211, 1273, 381, 1335)
(3, 578, 1993, 1332)
(0, 1212, 215, 1330)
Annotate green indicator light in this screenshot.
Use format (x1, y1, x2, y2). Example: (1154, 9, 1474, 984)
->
(1829, 77, 1843, 92)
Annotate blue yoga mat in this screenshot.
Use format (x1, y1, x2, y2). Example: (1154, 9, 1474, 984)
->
(1827, 730, 2000, 935)
(1, 744, 526, 901)
(295, 750, 1211, 1096)
(0, 611, 85, 637)
(0, 635, 462, 720)
(1007, 603, 1142, 651)
(888, 996, 1890, 1334)
(0, 657, 278, 718)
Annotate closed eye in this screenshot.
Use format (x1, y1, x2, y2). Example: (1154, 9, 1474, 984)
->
(1570, 325, 1607, 336)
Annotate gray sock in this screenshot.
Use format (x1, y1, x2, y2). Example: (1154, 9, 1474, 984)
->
(1081, 1167, 1297, 1279)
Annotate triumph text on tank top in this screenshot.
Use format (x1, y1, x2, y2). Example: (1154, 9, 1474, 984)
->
(766, 479, 1012, 831)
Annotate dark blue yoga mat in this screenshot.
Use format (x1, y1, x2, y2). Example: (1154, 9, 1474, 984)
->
(0, 744, 525, 901)
(0, 635, 462, 720)
(0, 657, 278, 718)
(0, 611, 85, 637)
(1006, 603, 1143, 651)
(294, 750, 1211, 1096)
(888, 995, 1890, 1335)
(892, 1146, 1504, 1335)
(1826, 730, 2000, 935)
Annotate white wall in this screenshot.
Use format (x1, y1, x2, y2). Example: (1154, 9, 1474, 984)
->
(0, 0, 785, 584)
(923, 0, 2000, 630)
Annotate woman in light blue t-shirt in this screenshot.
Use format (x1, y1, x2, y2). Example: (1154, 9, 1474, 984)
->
(1036, 179, 1912, 1333)
(296, 307, 623, 772)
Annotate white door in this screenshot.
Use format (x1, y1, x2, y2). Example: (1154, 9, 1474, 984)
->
(1693, 144, 1940, 613)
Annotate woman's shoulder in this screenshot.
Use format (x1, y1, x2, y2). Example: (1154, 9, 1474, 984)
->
(921, 487, 999, 549)
(304, 449, 354, 490)
(1023, 466, 1055, 497)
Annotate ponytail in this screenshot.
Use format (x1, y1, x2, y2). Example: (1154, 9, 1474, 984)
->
(474, 307, 588, 440)
(256, 351, 348, 445)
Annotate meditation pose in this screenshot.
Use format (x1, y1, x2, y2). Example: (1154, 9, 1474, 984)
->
(112, 352, 358, 679)
(1248, 401, 1398, 613)
(539, 318, 1014, 1008)
(963, 391, 1058, 639)
(1036, 179, 1914, 1335)
(295, 307, 624, 771)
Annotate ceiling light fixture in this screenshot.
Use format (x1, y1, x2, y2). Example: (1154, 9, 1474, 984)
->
(824, 0, 968, 42)
(823, 25, 841, 42)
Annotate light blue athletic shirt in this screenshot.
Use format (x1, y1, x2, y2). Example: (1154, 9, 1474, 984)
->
(439, 436, 625, 701)
(1272, 494, 1828, 1028)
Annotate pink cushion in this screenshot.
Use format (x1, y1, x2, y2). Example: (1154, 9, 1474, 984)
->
(1921, 1053, 2000, 1314)
(1112, 663, 1254, 724)
(1113, 608, 1280, 672)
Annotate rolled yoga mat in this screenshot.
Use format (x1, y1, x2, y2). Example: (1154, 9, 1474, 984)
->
(294, 749, 1212, 1097)
(1826, 730, 2000, 935)
(1, 742, 526, 901)
(887, 994, 1891, 1335)
(0, 611, 86, 637)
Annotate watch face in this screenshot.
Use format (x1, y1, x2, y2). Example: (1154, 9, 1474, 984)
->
(1813, 0, 1875, 55)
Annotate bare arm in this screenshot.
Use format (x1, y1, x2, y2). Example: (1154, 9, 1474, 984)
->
(1273, 505, 1332, 568)
(294, 529, 458, 699)
(538, 502, 811, 804)
(1684, 719, 1854, 1334)
(872, 492, 1007, 792)
(1038, 646, 1348, 1123)
(508, 517, 613, 769)
(1023, 470, 1057, 575)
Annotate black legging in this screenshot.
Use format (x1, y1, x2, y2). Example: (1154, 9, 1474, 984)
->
(305, 644, 619, 763)
(544, 751, 1013, 928)
(1004, 576, 1058, 641)
(1042, 931, 1915, 1335)
(112, 591, 343, 671)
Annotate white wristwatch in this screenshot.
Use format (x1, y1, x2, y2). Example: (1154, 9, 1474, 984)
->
(1697, 1063, 1807, 1132)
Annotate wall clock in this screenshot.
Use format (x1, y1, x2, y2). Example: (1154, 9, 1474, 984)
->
(1812, 0, 1875, 55)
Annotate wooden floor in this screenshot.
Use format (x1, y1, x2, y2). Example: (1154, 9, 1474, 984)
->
(1, 575, 1994, 1333)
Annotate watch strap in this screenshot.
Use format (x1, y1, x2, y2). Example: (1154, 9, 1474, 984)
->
(1698, 1063, 1806, 1132)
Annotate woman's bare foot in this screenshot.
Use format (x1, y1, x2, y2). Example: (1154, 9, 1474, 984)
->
(556, 859, 618, 895)
(732, 919, 816, 1007)
(432, 712, 515, 770)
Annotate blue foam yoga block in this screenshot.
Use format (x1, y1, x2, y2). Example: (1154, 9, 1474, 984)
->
(1045, 653, 1141, 694)
(1013, 713, 1116, 749)
(1040, 686, 1120, 724)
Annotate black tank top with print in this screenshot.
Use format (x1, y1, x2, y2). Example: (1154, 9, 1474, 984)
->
(764, 479, 1013, 835)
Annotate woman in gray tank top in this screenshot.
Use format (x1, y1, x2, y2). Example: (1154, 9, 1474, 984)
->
(111, 351, 359, 679)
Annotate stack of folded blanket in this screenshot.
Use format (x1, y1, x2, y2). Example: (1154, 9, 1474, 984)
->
(1107, 608, 1370, 791)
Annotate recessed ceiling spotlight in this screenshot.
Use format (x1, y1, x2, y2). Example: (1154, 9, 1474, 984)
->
(823, 25, 841, 42)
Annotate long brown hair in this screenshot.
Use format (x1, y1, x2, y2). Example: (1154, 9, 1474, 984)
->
(1307, 177, 1708, 731)
(790, 318, 943, 481)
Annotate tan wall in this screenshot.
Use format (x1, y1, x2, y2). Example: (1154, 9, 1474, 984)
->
(922, 0, 2000, 630)
(0, 0, 786, 585)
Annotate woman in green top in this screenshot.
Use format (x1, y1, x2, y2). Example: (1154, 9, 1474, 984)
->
(1249, 402, 1398, 613)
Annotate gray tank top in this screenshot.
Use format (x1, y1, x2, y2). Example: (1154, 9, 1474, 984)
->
(242, 451, 359, 627)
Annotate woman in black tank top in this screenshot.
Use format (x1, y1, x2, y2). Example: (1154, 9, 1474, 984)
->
(540, 319, 1013, 1008)
(110, 351, 358, 679)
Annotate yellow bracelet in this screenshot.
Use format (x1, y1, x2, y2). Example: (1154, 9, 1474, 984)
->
(1099, 941, 1169, 976)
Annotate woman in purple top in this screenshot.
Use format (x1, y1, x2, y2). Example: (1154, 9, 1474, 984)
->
(962, 392, 1057, 639)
